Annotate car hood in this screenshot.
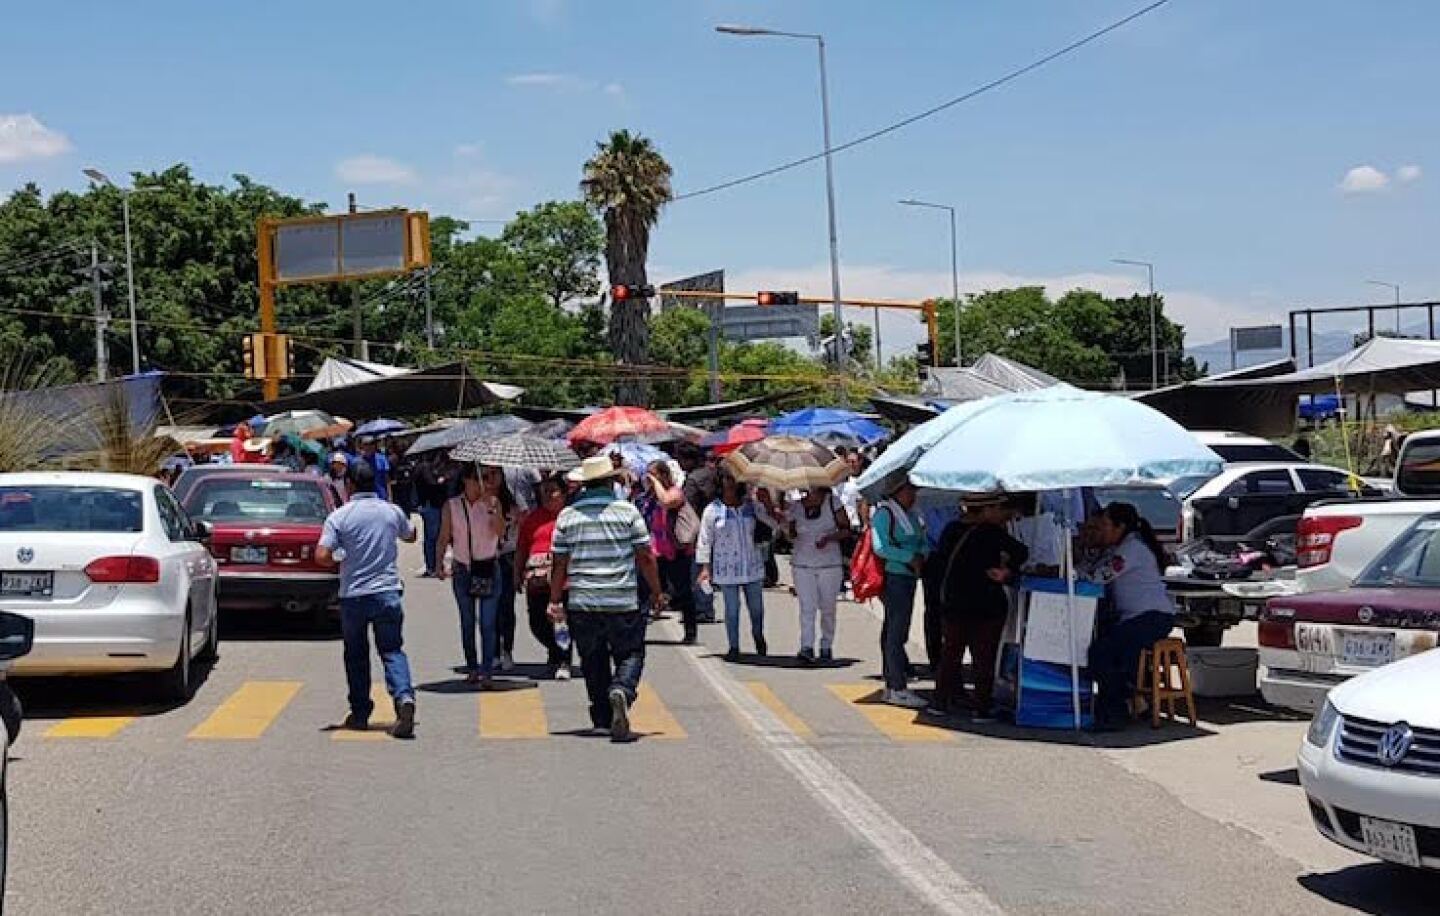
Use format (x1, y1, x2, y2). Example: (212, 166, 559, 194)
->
(1283, 587, 1440, 629)
(1331, 648, 1440, 729)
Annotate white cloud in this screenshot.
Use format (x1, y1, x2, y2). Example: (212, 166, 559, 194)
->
(334, 154, 418, 186)
(1397, 164, 1423, 184)
(0, 114, 72, 164)
(505, 72, 593, 91)
(436, 164, 515, 215)
(669, 263, 1266, 354)
(1339, 165, 1390, 194)
(603, 82, 625, 99)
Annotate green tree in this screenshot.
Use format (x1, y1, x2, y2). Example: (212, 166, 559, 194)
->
(581, 130, 673, 405)
(500, 201, 602, 309)
(818, 313, 874, 371)
(650, 306, 712, 406)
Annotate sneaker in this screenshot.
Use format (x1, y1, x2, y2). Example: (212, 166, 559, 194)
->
(819, 648, 833, 663)
(923, 704, 951, 719)
(796, 648, 816, 666)
(883, 689, 927, 710)
(554, 663, 572, 681)
(754, 635, 768, 657)
(724, 647, 740, 663)
(499, 651, 515, 673)
(341, 712, 369, 731)
(391, 698, 416, 739)
(465, 670, 482, 685)
(608, 687, 632, 742)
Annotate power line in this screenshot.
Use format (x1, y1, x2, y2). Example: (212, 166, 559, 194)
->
(673, 0, 1172, 202)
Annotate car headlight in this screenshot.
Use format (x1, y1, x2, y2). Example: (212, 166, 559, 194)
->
(1306, 699, 1340, 748)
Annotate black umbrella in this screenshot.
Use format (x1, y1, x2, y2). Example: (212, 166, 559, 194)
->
(450, 433, 581, 470)
(407, 415, 532, 456)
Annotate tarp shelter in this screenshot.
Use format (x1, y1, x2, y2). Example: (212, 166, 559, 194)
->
(1210, 337, 1440, 396)
(307, 357, 408, 393)
(262, 361, 523, 419)
(922, 354, 1059, 403)
(513, 390, 800, 426)
(16, 372, 165, 436)
(1133, 359, 1298, 438)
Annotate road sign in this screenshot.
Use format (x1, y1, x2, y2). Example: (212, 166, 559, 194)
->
(268, 210, 430, 286)
(1231, 324, 1283, 352)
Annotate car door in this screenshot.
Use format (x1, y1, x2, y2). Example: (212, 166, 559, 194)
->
(1194, 469, 1298, 536)
(154, 485, 210, 648)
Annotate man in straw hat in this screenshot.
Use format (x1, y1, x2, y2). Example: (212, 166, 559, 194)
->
(548, 455, 669, 742)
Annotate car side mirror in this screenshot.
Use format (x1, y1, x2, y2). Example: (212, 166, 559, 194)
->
(0, 611, 35, 661)
(191, 520, 213, 543)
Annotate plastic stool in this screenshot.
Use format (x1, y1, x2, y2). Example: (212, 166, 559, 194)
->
(1134, 637, 1197, 728)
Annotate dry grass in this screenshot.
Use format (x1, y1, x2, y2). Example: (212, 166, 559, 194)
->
(0, 358, 90, 473)
(81, 384, 183, 476)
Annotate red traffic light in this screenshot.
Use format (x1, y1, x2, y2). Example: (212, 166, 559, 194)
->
(757, 290, 799, 306)
(611, 284, 655, 301)
(611, 284, 630, 302)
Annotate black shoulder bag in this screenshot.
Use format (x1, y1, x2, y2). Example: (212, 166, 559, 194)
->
(459, 499, 497, 598)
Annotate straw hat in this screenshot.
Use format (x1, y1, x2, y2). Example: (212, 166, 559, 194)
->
(567, 454, 623, 484)
(960, 491, 1010, 511)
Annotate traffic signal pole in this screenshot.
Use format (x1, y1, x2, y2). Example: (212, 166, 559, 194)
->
(256, 218, 281, 402)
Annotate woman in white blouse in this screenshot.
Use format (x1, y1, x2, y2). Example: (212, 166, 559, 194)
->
(696, 468, 776, 662)
(788, 487, 851, 665)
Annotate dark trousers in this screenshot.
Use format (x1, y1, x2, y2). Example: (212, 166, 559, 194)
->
(1089, 611, 1175, 724)
(880, 573, 918, 692)
(569, 609, 646, 729)
(497, 554, 516, 653)
(525, 587, 572, 668)
(934, 612, 1006, 714)
(920, 574, 944, 674)
(659, 553, 697, 638)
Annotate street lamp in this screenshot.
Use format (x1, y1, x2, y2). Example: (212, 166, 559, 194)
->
(83, 168, 142, 375)
(899, 199, 961, 366)
(1112, 258, 1158, 389)
(1366, 280, 1401, 333)
(717, 23, 854, 398)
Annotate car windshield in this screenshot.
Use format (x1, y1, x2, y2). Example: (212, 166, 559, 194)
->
(1167, 475, 1213, 500)
(0, 485, 143, 532)
(1355, 517, 1440, 587)
(1094, 487, 1180, 533)
(1397, 439, 1440, 497)
(1210, 442, 1302, 463)
(187, 478, 327, 523)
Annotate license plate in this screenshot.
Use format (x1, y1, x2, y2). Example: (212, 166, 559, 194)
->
(0, 571, 52, 597)
(1295, 622, 1331, 655)
(1341, 630, 1395, 668)
(230, 546, 268, 565)
(1360, 816, 1421, 868)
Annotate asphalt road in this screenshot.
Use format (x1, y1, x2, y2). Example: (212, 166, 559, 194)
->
(5, 547, 1437, 915)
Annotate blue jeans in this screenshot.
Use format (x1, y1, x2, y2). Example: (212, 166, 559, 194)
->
(569, 610, 646, 729)
(690, 555, 714, 620)
(720, 579, 765, 652)
(1090, 611, 1176, 724)
(880, 573, 918, 691)
(418, 505, 443, 574)
(451, 562, 501, 674)
(340, 591, 414, 720)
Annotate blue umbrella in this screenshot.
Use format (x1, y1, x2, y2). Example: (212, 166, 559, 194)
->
(770, 407, 889, 447)
(608, 442, 668, 477)
(355, 418, 407, 438)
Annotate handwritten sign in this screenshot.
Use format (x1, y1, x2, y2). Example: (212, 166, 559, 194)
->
(1023, 589, 1097, 666)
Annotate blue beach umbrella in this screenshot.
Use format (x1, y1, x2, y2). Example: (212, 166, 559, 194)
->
(770, 407, 889, 448)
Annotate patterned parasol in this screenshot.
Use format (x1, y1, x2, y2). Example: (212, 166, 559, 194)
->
(722, 435, 849, 491)
(450, 433, 581, 470)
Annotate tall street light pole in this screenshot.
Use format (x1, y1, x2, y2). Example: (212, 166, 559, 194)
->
(84, 168, 142, 375)
(899, 199, 961, 366)
(1366, 280, 1401, 333)
(1113, 258, 1158, 389)
(717, 24, 850, 403)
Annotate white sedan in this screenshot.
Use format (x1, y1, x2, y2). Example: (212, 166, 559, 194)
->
(0, 472, 217, 700)
(1299, 648, 1440, 871)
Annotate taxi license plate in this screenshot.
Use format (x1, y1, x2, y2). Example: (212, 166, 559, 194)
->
(1340, 630, 1395, 668)
(0, 571, 52, 597)
(231, 546, 268, 565)
(1360, 817, 1421, 868)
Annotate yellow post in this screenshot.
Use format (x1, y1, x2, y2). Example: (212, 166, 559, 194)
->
(923, 300, 940, 366)
(256, 219, 280, 402)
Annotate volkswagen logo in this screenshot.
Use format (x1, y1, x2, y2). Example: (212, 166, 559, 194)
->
(1377, 722, 1415, 768)
(1356, 606, 1374, 624)
(15, 547, 33, 565)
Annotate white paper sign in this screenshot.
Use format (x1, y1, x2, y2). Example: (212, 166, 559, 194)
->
(1023, 590, 1098, 666)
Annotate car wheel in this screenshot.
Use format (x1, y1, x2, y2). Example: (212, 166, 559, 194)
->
(154, 611, 193, 702)
(0, 685, 20, 745)
(0, 778, 8, 905)
(197, 608, 219, 664)
(1184, 623, 1225, 648)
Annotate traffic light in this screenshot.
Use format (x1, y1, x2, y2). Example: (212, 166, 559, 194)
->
(242, 333, 268, 380)
(756, 290, 800, 306)
(275, 334, 295, 380)
(610, 284, 656, 301)
(916, 341, 934, 379)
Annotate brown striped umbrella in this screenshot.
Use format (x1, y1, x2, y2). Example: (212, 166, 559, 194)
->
(722, 435, 849, 491)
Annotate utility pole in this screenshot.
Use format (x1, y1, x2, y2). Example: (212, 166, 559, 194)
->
(349, 192, 363, 358)
(86, 242, 111, 381)
(423, 267, 435, 349)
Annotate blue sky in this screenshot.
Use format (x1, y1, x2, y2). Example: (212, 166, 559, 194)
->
(1, 0, 1436, 355)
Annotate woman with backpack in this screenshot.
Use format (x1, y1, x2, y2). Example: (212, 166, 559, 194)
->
(788, 487, 851, 664)
(870, 481, 929, 708)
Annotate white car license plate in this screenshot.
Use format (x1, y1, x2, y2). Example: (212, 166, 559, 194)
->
(1360, 816, 1421, 868)
(0, 571, 52, 597)
(230, 546, 268, 565)
(1340, 630, 1395, 668)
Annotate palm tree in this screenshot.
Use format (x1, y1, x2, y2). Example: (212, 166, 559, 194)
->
(581, 130, 673, 405)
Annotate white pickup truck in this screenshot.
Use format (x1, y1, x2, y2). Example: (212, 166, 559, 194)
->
(1293, 430, 1440, 594)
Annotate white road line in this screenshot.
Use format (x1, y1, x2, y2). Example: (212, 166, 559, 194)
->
(667, 622, 1005, 916)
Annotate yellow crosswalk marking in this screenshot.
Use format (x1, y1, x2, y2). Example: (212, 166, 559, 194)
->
(479, 687, 549, 738)
(629, 684, 685, 739)
(744, 682, 814, 739)
(45, 715, 137, 739)
(333, 686, 396, 742)
(827, 684, 955, 742)
(189, 681, 302, 740)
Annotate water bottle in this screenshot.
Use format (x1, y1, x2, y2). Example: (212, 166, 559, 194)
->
(553, 621, 571, 652)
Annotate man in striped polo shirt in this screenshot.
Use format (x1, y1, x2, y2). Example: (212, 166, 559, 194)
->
(549, 456, 668, 742)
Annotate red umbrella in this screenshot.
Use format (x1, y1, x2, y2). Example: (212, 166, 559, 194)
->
(704, 418, 770, 456)
(568, 406, 670, 446)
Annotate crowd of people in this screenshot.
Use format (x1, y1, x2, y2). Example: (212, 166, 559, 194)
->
(205, 415, 1177, 740)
